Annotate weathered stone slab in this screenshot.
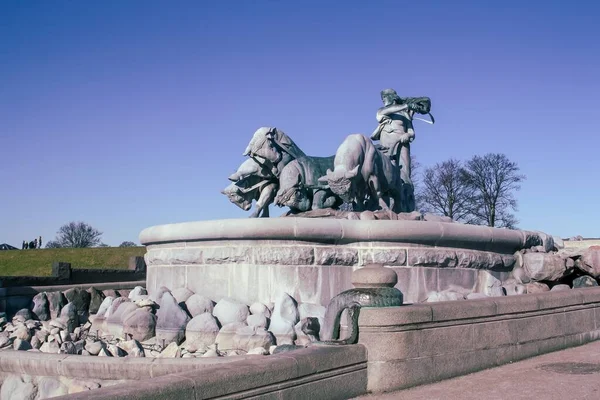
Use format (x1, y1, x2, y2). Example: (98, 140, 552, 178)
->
(455, 250, 504, 270)
(63, 288, 91, 324)
(145, 248, 204, 265)
(123, 308, 156, 342)
(510, 266, 531, 284)
(502, 282, 526, 296)
(0, 375, 36, 400)
(87, 287, 106, 315)
(525, 282, 550, 293)
(315, 247, 357, 266)
(247, 313, 268, 329)
(32, 292, 50, 321)
(232, 326, 275, 351)
(156, 292, 189, 345)
(550, 284, 570, 291)
(360, 248, 407, 266)
(408, 249, 458, 268)
(46, 292, 66, 320)
(185, 294, 215, 317)
(171, 288, 194, 304)
(215, 322, 247, 350)
(213, 298, 249, 326)
(392, 267, 438, 303)
(203, 247, 251, 264)
(523, 231, 544, 248)
(553, 236, 565, 250)
(579, 247, 600, 278)
(473, 270, 503, 297)
(573, 275, 598, 288)
(254, 246, 315, 265)
(523, 253, 570, 281)
(185, 312, 220, 350)
(59, 303, 78, 333)
(533, 231, 555, 253)
(106, 302, 138, 338)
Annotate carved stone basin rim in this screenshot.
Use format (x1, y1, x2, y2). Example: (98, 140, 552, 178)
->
(139, 218, 532, 253)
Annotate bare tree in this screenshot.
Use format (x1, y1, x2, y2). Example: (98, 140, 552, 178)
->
(461, 153, 525, 228)
(410, 154, 421, 199)
(54, 222, 103, 248)
(418, 159, 478, 223)
(119, 241, 137, 247)
(45, 240, 62, 249)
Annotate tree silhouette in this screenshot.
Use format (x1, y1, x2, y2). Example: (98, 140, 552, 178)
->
(461, 153, 525, 228)
(53, 222, 103, 248)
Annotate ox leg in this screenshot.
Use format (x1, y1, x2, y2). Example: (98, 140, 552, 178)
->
(251, 183, 277, 218)
(321, 193, 340, 209)
(368, 177, 390, 211)
(313, 190, 333, 210)
(390, 189, 403, 214)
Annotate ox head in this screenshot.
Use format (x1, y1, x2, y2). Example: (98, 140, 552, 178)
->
(221, 182, 254, 211)
(243, 127, 280, 162)
(317, 166, 359, 203)
(228, 158, 270, 182)
(275, 174, 312, 212)
(242, 127, 306, 177)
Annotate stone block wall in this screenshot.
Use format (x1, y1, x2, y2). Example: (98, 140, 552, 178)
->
(358, 286, 600, 393)
(145, 241, 516, 305)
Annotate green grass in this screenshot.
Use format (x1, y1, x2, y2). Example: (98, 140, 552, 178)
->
(0, 247, 147, 277)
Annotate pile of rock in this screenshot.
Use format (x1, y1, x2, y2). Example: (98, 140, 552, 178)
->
(425, 242, 600, 302)
(0, 374, 116, 399)
(512, 244, 600, 289)
(0, 287, 128, 354)
(1, 285, 326, 360)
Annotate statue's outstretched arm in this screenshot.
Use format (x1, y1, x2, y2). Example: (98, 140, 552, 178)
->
(376, 104, 409, 122)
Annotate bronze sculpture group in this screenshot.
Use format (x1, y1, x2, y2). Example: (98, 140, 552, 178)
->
(222, 89, 433, 218)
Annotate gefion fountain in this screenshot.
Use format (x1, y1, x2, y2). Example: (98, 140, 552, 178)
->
(140, 89, 549, 309)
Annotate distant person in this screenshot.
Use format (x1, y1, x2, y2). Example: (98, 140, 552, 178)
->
(22, 240, 26, 250)
(34, 238, 38, 249)
(24, 241, 29, 250)
(29, 240, 35, 249)
(39, 236, 42, 248)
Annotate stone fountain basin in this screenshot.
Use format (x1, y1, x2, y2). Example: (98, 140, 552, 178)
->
(140, 219, 535, 305)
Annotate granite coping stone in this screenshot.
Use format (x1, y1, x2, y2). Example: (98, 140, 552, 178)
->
(359, 305, 433, 327)
(533, 289, 585, 310)
(430, 297, 498, 321)
(359, 287, 600, 327)
(139, 219, 529, 253)
(576, 286, 600, 303)
(54, 374, 197, 400)
(56, 360, 367, 400)
(493, 294, 540, 315)
(0, 345, 367, 381)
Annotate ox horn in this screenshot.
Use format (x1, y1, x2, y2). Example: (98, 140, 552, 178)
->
(228, 173, 239, 182)
(345, 165, 359, 179)
(317, 168, 333, 183)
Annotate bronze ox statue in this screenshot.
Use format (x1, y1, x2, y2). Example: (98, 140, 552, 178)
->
(222, 90, 432, 217)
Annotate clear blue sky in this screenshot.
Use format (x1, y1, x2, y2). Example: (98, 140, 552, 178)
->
(1, 1, 598, 247)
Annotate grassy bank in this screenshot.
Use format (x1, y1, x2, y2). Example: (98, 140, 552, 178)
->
(0, 247, 146, 277)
